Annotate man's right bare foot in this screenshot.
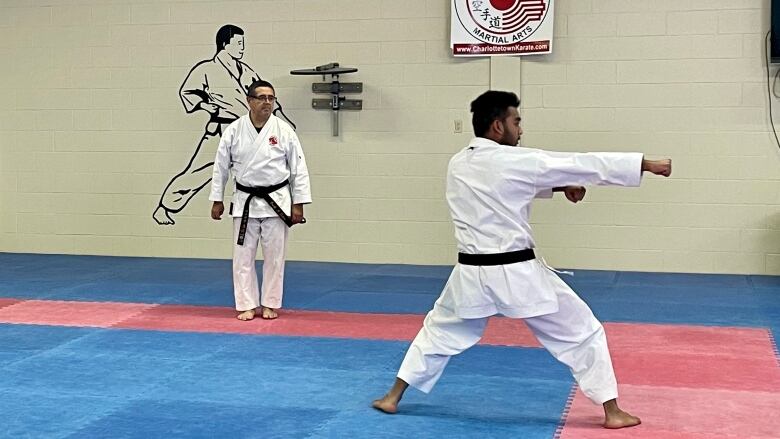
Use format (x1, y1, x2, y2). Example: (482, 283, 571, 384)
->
(372, 395, 399, 414)
(237, 309, 256, 321)
(603, 399, 641, 429)
(604, 410, 641, 429)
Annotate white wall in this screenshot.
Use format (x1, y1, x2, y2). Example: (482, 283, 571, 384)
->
(523, 0, 780, 273)
(0, 0, 778, 274)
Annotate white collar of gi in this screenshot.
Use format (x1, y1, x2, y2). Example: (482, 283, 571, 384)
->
(468, 137, 504, 149)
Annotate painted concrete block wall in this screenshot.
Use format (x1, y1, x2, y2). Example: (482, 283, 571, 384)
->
(521, 0, 780, 274)
(0, 0, 778, 274)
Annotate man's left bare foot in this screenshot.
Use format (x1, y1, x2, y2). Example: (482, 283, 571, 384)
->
(261, 306, 278, 319)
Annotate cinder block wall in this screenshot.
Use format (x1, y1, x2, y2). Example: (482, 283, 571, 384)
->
(522, 0, 779, 273)
(0, 0, 777, 274)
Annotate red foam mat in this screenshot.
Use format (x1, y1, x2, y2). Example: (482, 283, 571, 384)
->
(0, 298, 23, 310)
(0, 299, 539, 346)
(558, 324, 780, 438)
(611, 351, 780, 391)
(0, 300, 157, 327)
(604, 322, 775, 358)
(113, 304, 541, 347)
(559, 385, 780, 439)
(603, 324, 780, 392)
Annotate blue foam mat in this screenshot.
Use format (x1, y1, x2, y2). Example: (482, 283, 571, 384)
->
(0, 324, 574, 439)
(67, 400, 339, 439)
(0, 391, 124, 439)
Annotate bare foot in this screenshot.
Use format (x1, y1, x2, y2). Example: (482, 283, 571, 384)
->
(372, 394, 399, 414)
(603, 399, 641, 429)
(372, 378, 408, 414)
(261, 307, 278, 319)
(604, 410, 641, 429)
(237, 309, 256, 321)
(153, 206, 175, 225)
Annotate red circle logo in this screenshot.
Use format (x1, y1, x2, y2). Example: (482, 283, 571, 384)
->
(490, 0, 516, 11)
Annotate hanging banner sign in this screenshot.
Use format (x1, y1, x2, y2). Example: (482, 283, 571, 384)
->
(451, 0, 555, 57)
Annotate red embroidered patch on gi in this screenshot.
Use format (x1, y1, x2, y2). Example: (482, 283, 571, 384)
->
(269, 136, 278, 146)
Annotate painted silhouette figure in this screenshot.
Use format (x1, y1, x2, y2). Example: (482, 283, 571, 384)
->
(154, 24, 294, 225)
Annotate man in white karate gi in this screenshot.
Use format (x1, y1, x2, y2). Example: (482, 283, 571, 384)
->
(372, 91, 671, 429)
(209, 79, 311, 321)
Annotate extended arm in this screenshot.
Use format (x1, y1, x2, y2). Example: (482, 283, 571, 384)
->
(548, 157, 671, 203)
(533, 150, 672, 189)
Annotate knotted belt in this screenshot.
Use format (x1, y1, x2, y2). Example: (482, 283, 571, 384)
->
(457, 249, 535, 266)
(235, 181, 305, 245)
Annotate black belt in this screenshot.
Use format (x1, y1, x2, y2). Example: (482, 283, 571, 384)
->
(235, 181, 305, 245)
(457, 249, 535, 266)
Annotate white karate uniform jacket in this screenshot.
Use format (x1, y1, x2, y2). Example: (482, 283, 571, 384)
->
(209, 114, 312, 217)
(439, 137, 643, 319)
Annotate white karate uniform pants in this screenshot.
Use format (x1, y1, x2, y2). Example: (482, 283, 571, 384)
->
(232, 217, 288, 311)
(397, 274, 618, 404)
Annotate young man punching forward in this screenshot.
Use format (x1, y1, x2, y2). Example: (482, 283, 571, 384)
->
(373, 90, 672, 429)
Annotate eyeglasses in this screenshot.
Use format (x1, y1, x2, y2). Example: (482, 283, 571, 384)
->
(249, 94, 276, 102)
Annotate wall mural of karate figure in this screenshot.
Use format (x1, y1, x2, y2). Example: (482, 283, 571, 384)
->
(153, 24, 295, 225)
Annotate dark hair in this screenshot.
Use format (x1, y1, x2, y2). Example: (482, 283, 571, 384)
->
(216, 24, 244, 51)
(247, 79, 275, 97)
(470, 90, 520, 137)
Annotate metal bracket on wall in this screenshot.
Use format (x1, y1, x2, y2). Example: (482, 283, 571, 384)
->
(291, 62, 363, 136)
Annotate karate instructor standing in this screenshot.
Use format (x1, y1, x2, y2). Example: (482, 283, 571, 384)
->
(210, 79, 311, 321)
